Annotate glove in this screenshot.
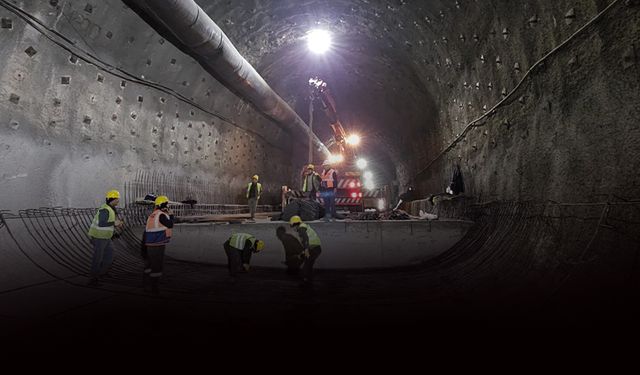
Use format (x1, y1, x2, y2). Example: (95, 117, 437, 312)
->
(303, 249, 310, 258)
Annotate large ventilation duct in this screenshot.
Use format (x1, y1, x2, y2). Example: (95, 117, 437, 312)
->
(123, 0, 330, 158)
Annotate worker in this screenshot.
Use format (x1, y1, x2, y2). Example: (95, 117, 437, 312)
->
(275, 226, 304, 276)
(301, 164, 320, 201)
(320, 160, 338, 221)
(246, 174, 262, 221)
(87, 190, 124, 287)
(142, 195, 174, 294)
(223, 232, 265, 280)
(289, 216, 322, 285)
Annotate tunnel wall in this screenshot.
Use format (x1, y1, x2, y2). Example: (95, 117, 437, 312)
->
(0, 0, 297, 211)
(410, 0, 640, 204)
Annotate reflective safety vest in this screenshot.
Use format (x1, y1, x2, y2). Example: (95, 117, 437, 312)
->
(88, 204, 116, 240)
(144, 209, 172, 247)
(321, 169, 336, 189)
(302, 172, 319, 192)
(299, 223, 321, 247)
(246, 182, 262, 198)
(229, 232, 256, 250)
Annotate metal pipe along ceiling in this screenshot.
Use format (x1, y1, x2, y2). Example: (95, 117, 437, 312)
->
(123, 0, 330, 157)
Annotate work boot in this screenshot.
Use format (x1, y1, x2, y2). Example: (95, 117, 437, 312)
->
(242, 263, 251, 272)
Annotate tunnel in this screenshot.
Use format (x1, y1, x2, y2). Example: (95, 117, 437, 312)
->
(0, 0, 639, 344)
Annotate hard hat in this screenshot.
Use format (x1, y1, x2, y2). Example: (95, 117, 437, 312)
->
(154, 195, 169, 206)
(252, 175, 259, 180)
(106, 190, 120, 199)
(289, 215, 302, 225)
(255, 240, 265, 252)
(307, 164, 315, 170)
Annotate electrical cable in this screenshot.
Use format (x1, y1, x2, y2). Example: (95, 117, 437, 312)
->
(411, 0, 624, 182)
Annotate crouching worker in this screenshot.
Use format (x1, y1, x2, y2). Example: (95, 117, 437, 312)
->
(143, 195, 174, 294)
(275, 226, 304, 276)
(289, 216, 322, 285)
(223, 233, 265, 280)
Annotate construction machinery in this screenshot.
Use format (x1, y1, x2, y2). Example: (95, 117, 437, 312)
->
(307, 77, 364, 212)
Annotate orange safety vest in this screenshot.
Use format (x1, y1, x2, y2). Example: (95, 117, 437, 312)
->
(321, 169, 336, 189)
(144, 209, 172, 246)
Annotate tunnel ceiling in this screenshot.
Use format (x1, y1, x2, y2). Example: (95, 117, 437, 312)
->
(0, 0, 637, 209)
(198, 0, 449, 186)
(195, 0, 620, 188)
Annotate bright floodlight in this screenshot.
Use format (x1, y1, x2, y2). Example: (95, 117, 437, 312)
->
(327, 153, 344, 164)
(364, 180, 375, 190)
(356, 158, 368, 169)
(363, 171, 373, 180)
(346, 134, 361, 146)
(307, 29, 332, 54)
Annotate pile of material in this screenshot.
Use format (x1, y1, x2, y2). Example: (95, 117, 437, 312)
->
(381, 209, 412, 220)
(272, 199, 325, 222)
(349, 209, 439, 221)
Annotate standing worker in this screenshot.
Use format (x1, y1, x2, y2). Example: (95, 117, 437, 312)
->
(143, 195, 174, 294)
(246, 174, 262, 221)
(320, 160, 338, 221)
(223, 232, 265, 281)
(87, 190, 124, 286)
(289, 216, 322, 286)
(301, 164, 320, 201)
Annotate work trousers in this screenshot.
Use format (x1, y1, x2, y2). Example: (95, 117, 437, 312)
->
(320, 190, 336, 219)
(248, 197, 258, 219)
(90, 238, 113, 279)
(304, 190, 318, 202)
(144, 245, 166, 278)
(302, 246, 322, 282)
(223, 240, 253, 277)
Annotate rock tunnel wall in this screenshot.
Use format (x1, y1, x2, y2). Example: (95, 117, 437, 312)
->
(412, 0, 640, 205)
(0, 0, 298, 211)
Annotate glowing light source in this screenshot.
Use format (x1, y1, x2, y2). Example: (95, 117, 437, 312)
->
(364, 180, 375, 190)
(348, 182, 356, 188)
(346, 134, 361, 146)
(327, 153, 344, 164)
(377, 198, 386, 211)
(307, 29, 332, 54)
(356, 158, 368, 169)
(363, 171, 373, 180)
(351, 192, 358, 198)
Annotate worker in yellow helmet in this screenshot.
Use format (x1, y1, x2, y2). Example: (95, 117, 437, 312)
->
(223, 232, 265, 281)
(289, 215, 322, 286)
(301, 164, 320, 201)
(87, 190, 124, 287)
(246, 174, 262, 221)
(142, 195, 174, 294)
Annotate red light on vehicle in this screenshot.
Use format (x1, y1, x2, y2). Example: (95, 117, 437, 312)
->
(349, 182, 356, 188)
(351, 192, 357, 198)
(358, 192, 363, 198)
(357, 182, 361, 187)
